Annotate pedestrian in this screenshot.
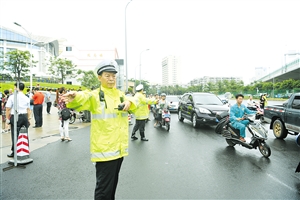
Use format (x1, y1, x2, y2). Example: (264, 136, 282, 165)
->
(45, 88, 53, 114)
(26, 88, 34, 117)
(56, 87, 71, 141)
(259, 94, 265, 109)
(131, 84, 158, 141)
(5, 82, 31, 157)
(2, 90, 10, 133)
(9, 88, 13, 96)
(61, 59, 136, 199)
(263, 93, 268, 108)
(32, 87, 44, 128)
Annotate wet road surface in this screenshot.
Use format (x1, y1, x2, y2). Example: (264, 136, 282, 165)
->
(1, 111, 299, 199)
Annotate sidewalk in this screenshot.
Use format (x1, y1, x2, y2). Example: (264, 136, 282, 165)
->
(0, 106, 90, 164)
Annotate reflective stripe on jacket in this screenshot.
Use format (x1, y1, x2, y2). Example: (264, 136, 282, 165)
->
(67, 86, 136, 162)
(134, 92, 157, 120)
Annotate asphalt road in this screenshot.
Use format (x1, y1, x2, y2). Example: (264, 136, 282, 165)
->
(1, 111, 299, 199)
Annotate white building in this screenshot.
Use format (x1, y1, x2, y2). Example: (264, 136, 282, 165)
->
(0, 26, 60, 80)
(162, 55, 181, 86)
(0, 26, 124, 90)
(59, 43, 123, 89)
(190, 76, 243, 86)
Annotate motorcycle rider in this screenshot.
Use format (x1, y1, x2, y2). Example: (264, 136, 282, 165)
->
(246, 95, 256, 107)
(230, 94, 261, 142)
(154, 93, 169, 127)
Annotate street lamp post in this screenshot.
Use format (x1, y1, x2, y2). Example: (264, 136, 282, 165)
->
(14, 22, 33, 91)
(125, 0, 132, 92)
(139, 49, 149, 84)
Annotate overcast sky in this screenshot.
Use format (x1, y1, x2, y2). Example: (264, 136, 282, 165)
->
(1, 0, 300, 84)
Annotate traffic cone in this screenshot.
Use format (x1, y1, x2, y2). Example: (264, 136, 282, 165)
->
(9, 126, 33, 165)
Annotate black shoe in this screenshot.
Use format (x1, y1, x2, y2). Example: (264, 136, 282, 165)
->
(141, 138, 149, 141)
(131, 136, 138, 140)
(33, 126, 39, 128)
(7, 153, 14, 157)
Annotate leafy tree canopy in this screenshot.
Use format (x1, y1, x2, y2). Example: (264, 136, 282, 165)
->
(48, 57, 77, 84)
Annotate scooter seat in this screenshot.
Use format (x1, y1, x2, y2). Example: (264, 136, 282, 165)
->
(228, 123, 240, 137)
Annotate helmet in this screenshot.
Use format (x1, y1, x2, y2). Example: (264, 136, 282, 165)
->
(161, 93, 166, 97)
(94, 59, 118, 76)
(136, 84, 143, 91)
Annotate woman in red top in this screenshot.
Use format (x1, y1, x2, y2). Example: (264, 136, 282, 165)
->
(56, 87, 72, 141)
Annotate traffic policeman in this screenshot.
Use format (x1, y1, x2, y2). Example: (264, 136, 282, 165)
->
(6, 82, 31, 157)
(61, 59, 136, 200)
(131, 84, 158, 141)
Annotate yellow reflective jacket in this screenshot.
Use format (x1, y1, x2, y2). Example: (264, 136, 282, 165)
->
(134, 92, 157, 120)
(67, 86, 136, 162)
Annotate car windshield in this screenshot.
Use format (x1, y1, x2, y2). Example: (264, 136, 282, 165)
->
(193, 94, 223, 105)
(166, 96, 179, 102)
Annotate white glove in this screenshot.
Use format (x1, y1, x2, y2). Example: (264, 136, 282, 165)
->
(6, 119, 10, 124)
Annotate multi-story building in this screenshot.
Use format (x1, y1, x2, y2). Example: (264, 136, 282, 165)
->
(189, 76, 242, 86)
(0, 26, 60, 79)
(162, 55, 181, 86)
(59, 43, 123, 89)
(0, 26, 125, 90)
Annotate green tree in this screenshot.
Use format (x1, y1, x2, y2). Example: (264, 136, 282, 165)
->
(0, 49, 36, 81)
(77, 70, 100, 89)
(280, 79, 294, 90)
(262, 82, 273, 91)
(293, 79, 300, 88)
(48, 57, 77, 84)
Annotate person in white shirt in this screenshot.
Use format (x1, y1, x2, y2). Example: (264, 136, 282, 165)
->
(5, 82, 31, 158)
(246, 95, 256, 107)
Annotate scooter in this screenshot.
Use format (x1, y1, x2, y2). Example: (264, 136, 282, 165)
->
(215, 112, 271, 158)
(158, 109, 171, 131)
(69, 109, 86, 124)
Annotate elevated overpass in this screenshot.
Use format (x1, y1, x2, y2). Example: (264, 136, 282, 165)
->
(257, 58, 300, 82)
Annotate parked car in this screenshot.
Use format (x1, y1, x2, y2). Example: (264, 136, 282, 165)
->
(178, 92, 229, 128)
(264, 93, 300, 139)
(166, 96, 180, 113)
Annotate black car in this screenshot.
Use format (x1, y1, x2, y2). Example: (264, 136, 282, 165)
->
(178, 92, 229, 128)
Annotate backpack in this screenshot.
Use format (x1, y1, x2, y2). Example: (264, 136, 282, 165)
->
(61, 108, 71, 121)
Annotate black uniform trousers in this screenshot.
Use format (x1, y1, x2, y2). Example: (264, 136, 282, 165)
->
(33, 104, 43, 127)
(10, 114, 29, 151)
(94, 157, 124, 200)
(131, 119, 146, 138)
(46, 102, 52, 114)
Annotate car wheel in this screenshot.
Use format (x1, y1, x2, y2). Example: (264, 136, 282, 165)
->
(178, 110, 184, 122)
(192, 113, 200, 128)
(273, 119, 288, 139)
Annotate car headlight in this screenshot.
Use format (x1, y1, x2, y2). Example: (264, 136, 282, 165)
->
(198, 108, 211, 114)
